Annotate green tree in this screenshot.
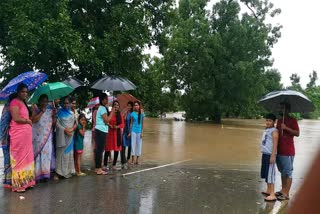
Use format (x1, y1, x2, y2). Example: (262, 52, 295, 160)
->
(287, 73, 303, 91)
(163, 0, 282, 122)
(304, 70, 320, 119)
(0, 0, 82, 84)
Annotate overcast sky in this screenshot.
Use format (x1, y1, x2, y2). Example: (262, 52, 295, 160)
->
(270, 0, 320, 88)
(205, 0, 320, 88)
(159, 0, 320, 88)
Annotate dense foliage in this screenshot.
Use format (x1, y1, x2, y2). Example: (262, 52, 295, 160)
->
(0, 0, 318, 120)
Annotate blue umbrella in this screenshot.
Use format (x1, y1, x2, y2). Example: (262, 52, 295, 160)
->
(0, 71, 48, 100)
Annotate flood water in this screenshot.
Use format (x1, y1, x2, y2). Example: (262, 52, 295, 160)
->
(1, 106, 320, 213)
(141, 117, 320, 172)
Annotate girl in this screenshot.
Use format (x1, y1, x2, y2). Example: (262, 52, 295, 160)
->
(105, 101, 124, 170)
(122, 101, 133, 168)
(129, 101, 144, 165)
(74, 114, 87, 176)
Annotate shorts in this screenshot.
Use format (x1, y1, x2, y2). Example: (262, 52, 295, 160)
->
(261, 154, 276, 184)
(276, 155, 294, 178)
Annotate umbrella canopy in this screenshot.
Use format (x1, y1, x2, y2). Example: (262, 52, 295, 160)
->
(28, 82, 74, 103)
(0, 71, 48, 100)
(257, 90, 315, 113)
(86, 97, 100, 109)
(91, 76, 136, 91)
(116, 93, 141, 113)
(86, 95, 115, 109)
(63, 77, 84, 89)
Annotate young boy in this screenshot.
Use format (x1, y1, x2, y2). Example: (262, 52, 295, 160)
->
(260, 113, 279, 202)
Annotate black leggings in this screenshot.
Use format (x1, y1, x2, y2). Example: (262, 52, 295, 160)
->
(95, 129, 106, 168)
(105, 150, 127, 166)
(121, 146, 131, 161)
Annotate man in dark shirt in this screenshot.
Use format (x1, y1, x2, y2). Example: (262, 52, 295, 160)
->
(276, 103, 300, 200)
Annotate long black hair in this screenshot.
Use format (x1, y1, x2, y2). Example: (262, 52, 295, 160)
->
(134, 101, 141, 124)
(99, 93, 109, 114)
(17, 83, 32, 117)
(113, 100, 122, 147)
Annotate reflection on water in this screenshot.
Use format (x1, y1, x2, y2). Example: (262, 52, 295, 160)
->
(142, 118, 320, 171)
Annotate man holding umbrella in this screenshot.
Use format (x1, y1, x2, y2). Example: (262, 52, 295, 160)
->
(275, 102, 300, 200)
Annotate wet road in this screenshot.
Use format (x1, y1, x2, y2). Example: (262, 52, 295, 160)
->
(1, 117, 320, 214)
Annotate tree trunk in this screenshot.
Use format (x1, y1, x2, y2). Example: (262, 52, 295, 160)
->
(213, 111, 222, 124)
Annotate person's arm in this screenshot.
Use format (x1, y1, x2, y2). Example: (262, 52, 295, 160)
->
(128, 116, 133, 137)
(270, 129, 279, 164)
(102, 107, 114, 125)
(140, 114, 144, 138)
(31, 105, 44, 123)
(10, 106, 32, 125)
(281, 120, 299, 136)
(79, 125, 86, 137)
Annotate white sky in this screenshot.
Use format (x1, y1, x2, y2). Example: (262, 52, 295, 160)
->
(146, 0, 320, 89)
(270, 0, 320, 88)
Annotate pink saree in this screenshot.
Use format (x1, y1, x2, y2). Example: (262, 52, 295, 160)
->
(9, 98, 35, 191)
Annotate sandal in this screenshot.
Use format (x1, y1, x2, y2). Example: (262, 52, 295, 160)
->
(16, 189, 26, 193)
(264, 196, 277, 202)
(277, 194, 289, 201)
(77, 172, 87, 176)
(275, 191, 283, 197)
(261, 191, 270, 196)
(96, 170, 108, 175)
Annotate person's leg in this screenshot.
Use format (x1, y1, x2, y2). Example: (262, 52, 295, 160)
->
(77, 154, 82, 174)
(135, 133, 142, 164)
(276, 156, 286, 194)
(265, 162, 276, 201)
(120, 147, 126, 165)
(127, 146, 131, 161)
(283, 156, 294, 197)
(261, 154, 270, 194)
(113, 151, 119, 167)
(104, 151, 110, 167)
(95, 130, 107, 174)
(131, 133, 137, 164)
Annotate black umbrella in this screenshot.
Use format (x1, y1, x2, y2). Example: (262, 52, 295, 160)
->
(63, 77, 84, 89)
(91, 76, 136, 91)
(257, 90, 315, 113)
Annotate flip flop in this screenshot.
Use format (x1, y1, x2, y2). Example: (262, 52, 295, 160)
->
(96, 171, 108, 175)
(261, 191, 270, 196)
(264, 197, 277, 202)
(275, 191, 283, 197)
(277, 194, 290, 201)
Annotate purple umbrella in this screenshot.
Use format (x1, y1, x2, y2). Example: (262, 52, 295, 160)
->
(0, 71, 48, 100)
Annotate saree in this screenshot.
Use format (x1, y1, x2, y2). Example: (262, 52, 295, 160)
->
(55, 107, 75, 178)
(0, 102, 12, 187)
(32, 105, 53, 181)
(9, 98, 35, 191)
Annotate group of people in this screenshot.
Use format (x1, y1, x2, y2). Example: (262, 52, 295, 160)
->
(92, 93, 144, 175)
(260, 103, 300, 202)
(0, 83, 145, 192)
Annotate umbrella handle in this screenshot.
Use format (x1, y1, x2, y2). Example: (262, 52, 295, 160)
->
(282, 106, 285, 136)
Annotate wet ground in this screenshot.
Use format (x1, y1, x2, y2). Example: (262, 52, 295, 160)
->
(1, 116, 320, 214)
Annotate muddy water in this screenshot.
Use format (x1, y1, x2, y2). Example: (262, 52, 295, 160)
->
(141, 118, 320, 172)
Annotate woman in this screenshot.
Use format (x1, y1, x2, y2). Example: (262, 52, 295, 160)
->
(70, 97, 79, 125)
(32, 94, 54, 182)
(55, 97, 77, 179)
(121, 101, 133, 168)
(0, 93, 17, 188)
(95, 93, 113, 175)
(105, 101, 124, 170)
(9, 83, 35, 192)
(129, 101, 145, 165)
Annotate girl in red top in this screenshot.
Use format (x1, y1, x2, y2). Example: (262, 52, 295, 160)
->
(105, 101, 124, 170)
